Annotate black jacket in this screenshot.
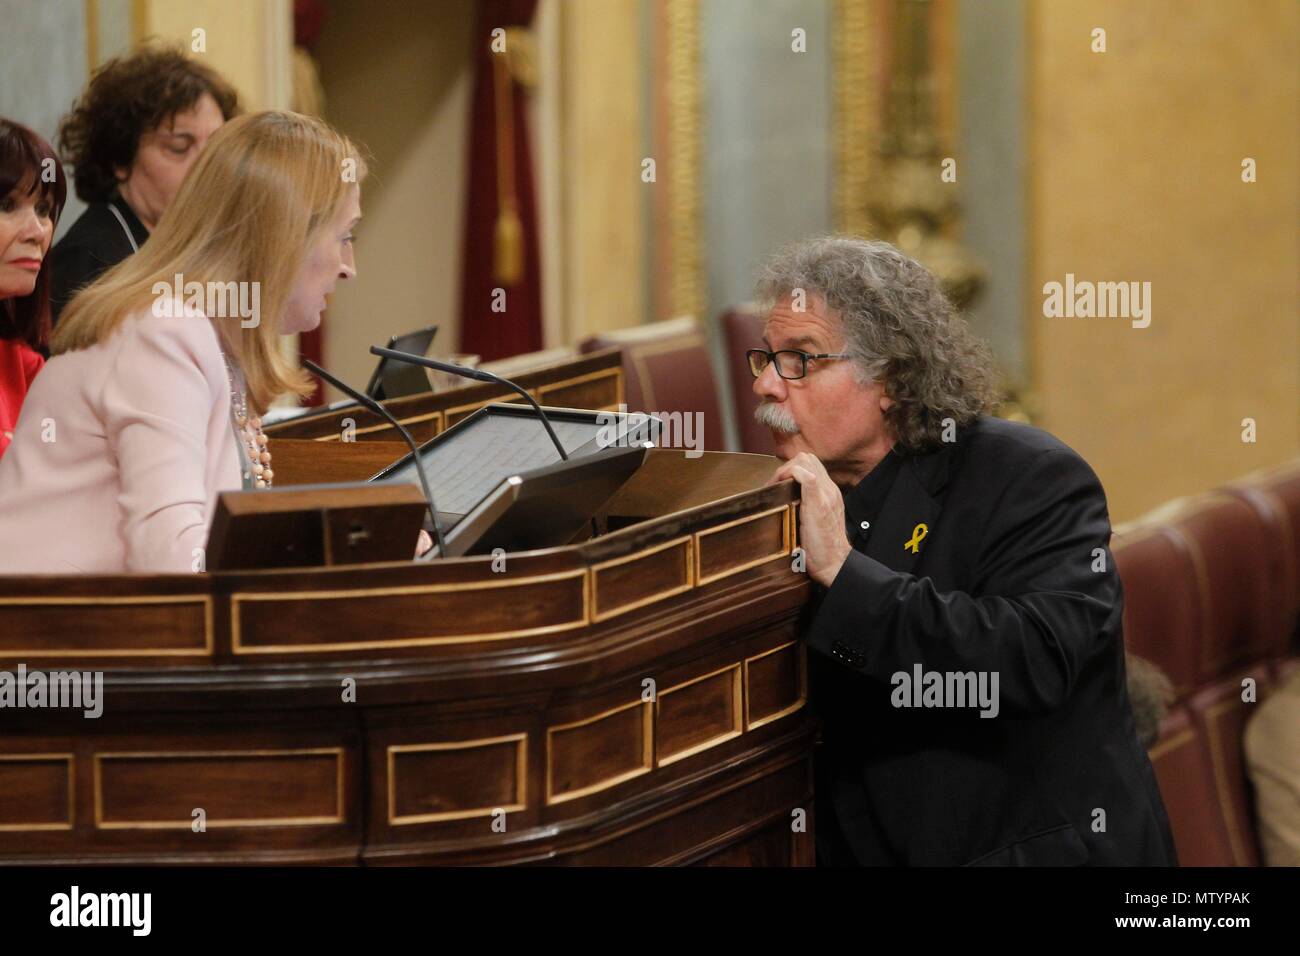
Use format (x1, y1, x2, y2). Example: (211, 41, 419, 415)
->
(807, 414, 1177, 866)
(50, 193, 148, 327)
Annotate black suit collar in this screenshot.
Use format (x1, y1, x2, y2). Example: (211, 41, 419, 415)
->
(845, 417, 977, 574)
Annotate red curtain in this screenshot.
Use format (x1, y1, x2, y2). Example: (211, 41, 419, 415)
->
(458, 0, 543, 361)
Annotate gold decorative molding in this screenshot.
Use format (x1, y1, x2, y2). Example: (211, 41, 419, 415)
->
(833, 0, 879, 236)
(0, 594, 213, 661)
(694, 504, 792, 586)
(314, 409, 445, 442)
(0, 754, 74, 832)
(744, 641, 808, 730)
(230, 569, 591, 655)
(663, 0, 705, 321)
(93, 748, 345, 829)
(546, 698, 654, 805)
(655, 663, 743, 766)
(590, 535, 694, 623)
(387, 735, 528, 825)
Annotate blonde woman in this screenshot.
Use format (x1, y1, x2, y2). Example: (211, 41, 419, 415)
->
(0, 111, 364, 573)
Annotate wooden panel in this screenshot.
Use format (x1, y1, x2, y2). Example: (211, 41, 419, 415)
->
(0, 755, 72, 830)
(0, 596, 211, 662)
(95, 749, 344, 828)
(232, 571, 588, 654)
(535, 367, 623, 410)
(547, 701, 652, 804)
(693, 819, 795, 866)
(695, 506, 789, 585)
(269, 439, 410, 486)
(389, 735, 527, 825)
(746, 642, 805, 729)
(657, 665, 742, 765)
(266, 351, 624, 441)
(591, 536, 692, 622)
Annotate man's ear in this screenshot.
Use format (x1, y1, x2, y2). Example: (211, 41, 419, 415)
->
(878, 388, 895, 413)
(113, 166, 129, 183)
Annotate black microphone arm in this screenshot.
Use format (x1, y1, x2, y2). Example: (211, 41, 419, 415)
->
(368, 346, 570, 462)
(302, 359, 447, 560)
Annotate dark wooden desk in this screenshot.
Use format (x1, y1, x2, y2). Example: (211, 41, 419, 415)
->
(0, 445, 816, 865)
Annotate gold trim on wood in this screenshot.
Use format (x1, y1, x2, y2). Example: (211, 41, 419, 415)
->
(230, 569, 590, 655)
(0, 753, 74, 832)
(693, 504, 792, 586)
(93, 748, 345, 830)
(386, 734, 528, 825)
(314, 409, 445, 442)
(654, 663, 743, 767)
(0, 594, 213, 660)
(590, 535, 694, 623)
(545, 698, 654, 805)
(534, 366, 624, 407)
(744, 641, 808, 730)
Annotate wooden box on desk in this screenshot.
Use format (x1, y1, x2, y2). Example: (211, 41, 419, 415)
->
(205, 482, 428, 570)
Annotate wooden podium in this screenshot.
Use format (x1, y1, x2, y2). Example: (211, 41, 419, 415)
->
(0, 423, 817, 864)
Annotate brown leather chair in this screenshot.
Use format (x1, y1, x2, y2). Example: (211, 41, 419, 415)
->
(1115, 472, 1300, 867)
(1167, 494, 1275, 686)
(1235, 461, 1300, 663)
(580, 317, 725, 452)
(1148, 706, 1239, 866)
(1112, 525, 1202, 701)
(1188, 673, 1274, 866)
(721, 306, 776, 456)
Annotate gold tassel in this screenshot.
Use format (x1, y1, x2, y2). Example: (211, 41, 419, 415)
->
(494, 201, 523, 287)
(491, 36, 524, 287)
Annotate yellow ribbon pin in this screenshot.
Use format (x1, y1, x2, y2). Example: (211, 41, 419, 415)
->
(904, 523, 928, 554)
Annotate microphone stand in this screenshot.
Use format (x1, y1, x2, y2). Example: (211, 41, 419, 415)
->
(303, 359, 447, 559)
(368, 346, 569, 462)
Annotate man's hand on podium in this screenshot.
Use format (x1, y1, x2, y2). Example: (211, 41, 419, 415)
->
(769, 452, 851, 588)
(415, 529, 434, 558)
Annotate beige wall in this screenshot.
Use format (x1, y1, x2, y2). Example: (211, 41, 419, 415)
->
(313, 0, 475, 398)
(137, 0, 291, 110)
(1027, 0, 1299, 522)
(556, 0, 647, 341)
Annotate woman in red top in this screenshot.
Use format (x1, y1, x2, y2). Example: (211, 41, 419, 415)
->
(0, 119, 66, 457)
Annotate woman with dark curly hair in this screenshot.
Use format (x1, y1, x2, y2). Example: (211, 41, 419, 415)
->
(50, 44, 239, 324)
(0, 119, 67, 458)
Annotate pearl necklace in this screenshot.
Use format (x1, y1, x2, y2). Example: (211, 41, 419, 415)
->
(224, 356, 273, 488)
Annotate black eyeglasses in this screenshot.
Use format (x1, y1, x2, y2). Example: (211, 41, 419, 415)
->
(746, 348, 852, 380)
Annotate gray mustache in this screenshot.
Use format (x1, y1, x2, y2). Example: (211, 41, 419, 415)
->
(754, 401, 799, 435)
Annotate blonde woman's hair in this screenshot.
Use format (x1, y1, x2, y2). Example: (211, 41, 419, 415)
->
(53, 110, 368, 413)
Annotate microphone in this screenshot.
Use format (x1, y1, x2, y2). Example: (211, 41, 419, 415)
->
(302, 359, 447, 559)
(368, 346, 570, 462)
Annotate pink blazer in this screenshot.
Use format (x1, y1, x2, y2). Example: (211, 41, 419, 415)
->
(0, 309, 243, 574)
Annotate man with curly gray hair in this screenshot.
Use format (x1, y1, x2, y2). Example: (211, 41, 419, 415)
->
(752, 236, 1175, 866)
